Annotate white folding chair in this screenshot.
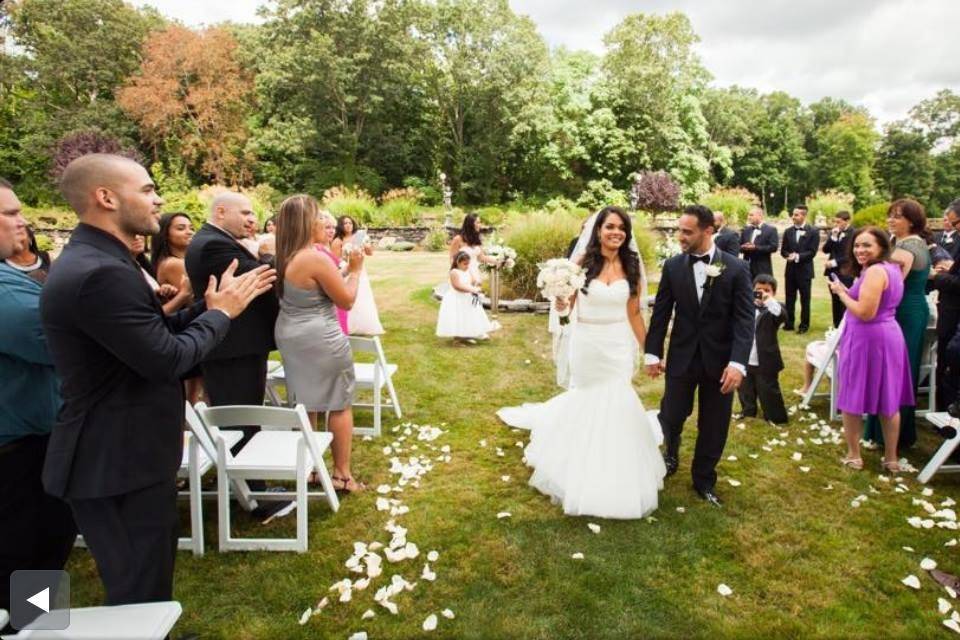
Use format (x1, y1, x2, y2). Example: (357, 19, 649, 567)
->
(193, 403, 339, 553)
(350, 336, 401, 438)
(801, 320, 845, 420)
(919, 412, 960, 483)
(177, 403, 248, 556)
(265, 360, 289, 407)
(0, 601, 181, 639)
(916, 326, 938, 416)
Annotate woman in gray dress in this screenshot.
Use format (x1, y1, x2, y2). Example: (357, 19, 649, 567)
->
(274, 194, 366, 493)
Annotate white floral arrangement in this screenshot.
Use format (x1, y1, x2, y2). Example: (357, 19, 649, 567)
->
(655, 236, 682, 267)
(342, 232, 371, 258)
(482, 239, 517, 272)
(537, 258, 586, 323)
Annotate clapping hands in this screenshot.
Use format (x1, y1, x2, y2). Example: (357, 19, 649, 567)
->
(205, 259, 277, 319)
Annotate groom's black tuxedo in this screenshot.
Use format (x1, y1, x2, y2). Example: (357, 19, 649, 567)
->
(647, 247, 754, 492)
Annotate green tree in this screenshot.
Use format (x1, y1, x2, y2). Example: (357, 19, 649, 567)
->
(811, 112, 879, 207)
(875, 121, 934, 205)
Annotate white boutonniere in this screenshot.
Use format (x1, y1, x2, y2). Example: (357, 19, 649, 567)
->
(704, 263, 724, 279)
(797, 230, 806, 238)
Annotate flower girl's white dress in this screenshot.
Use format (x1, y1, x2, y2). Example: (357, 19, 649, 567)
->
(497, 279, 665, 519)
(436, 269, 498, 338)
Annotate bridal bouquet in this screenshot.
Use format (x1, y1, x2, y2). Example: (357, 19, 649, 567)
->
(537, 258, 586, 324)
(482, 239, 517, 272)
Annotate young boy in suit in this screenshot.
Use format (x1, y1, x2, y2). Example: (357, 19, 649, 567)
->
(738, 274, 789, 424)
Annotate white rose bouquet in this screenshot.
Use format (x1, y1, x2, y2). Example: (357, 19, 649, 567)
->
(482, 239, 517, 272)
(537, 258, 586, 324)
(655, 236, 682, 267)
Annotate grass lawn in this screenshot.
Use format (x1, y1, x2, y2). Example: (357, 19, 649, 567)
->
(67, 248, 960, 639)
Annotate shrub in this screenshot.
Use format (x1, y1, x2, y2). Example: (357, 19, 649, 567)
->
(630, 171, 680, 214)
(323, 185, 377, 225)
(806, 189, 856, 221)
(701, 186, 759, 226)
(374, 198, 421, 226)
(575, 179, 628, 211)
(475, 206, 506, 227)
(34, 233, 55, 252)
(501, 210, 582, 299)
(402, 176, 441, 206)
(543, 196, 579, 214)
(22, 206, 78, 230)
(423, 227, 449, 252)
(389, 241, 416, 252)
(852, 202, 891, 229)
(631, 213, 659, 273)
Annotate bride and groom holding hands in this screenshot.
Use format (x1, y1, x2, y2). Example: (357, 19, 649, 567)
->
(498, 205, 754, 518)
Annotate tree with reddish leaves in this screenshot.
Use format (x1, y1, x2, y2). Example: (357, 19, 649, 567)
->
(117, 25, 255, 185)
(630, 170, 681, 214)
(49, 129, 143, 181)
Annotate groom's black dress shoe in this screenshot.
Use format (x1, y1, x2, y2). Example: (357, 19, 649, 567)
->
(696, 488, 723, 508)
(664, 454, 679, 477)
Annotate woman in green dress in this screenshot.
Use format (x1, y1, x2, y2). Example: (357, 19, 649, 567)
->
(864, 199, 931, 450)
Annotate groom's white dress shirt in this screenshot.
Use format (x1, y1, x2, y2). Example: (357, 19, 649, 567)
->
(644, 242, 746, 376)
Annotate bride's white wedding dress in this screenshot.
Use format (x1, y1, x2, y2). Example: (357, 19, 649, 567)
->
(497, 279, 666, 519)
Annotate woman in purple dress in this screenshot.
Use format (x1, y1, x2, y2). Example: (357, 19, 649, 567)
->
(828, 227, 913, 472)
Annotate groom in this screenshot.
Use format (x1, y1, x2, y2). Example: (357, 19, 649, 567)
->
(645, 205, 754, 507)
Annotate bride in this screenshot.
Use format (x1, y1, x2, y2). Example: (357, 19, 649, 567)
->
(497, 206, 665, 519)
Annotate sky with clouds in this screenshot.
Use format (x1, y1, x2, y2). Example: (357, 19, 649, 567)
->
(136, 0, 959, 125)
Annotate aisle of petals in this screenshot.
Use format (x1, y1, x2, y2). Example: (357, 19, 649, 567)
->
(298, 422, 454, 637)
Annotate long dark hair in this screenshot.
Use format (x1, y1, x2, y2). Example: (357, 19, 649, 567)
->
(151, 212, 191, 267)
(846, 226, 892, 278)
(581, 206, 641, 296)
(459, 212, 482, 247)
(24, 227, 51, 269)
(263, 215, 276, 234)
(889, 198, 932, 244)
(335, 215, 356, 241)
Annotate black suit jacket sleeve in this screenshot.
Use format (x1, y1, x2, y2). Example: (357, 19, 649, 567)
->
(646, 261, 676, 359)
(730, 262, 755, 367)
(75, 263, 231, 381)
(798, 228, 820, 262)
(932, 272, 960, 296)
(755, 226, 778, 255)
(168, 299, 208, 333)
(780, 229, 791, 259)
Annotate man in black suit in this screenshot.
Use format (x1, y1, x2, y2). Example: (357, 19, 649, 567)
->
(40, 154, 274, 606)
(646, 205, 754, 507)
(186, 193, 280, 450)
(713, 211, 740, 257)
(935, 210, 960, 260)
(739, 206, 779, 278)
(737, 274, 788, 424)
(821, 210, 855, 328)
(780, 205, 820, 334)
(930, 199, 960, 410)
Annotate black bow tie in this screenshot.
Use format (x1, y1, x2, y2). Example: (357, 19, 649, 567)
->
(690, 254, 711, 265)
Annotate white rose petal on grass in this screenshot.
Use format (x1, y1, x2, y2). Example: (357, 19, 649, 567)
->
(948, 586, 958, 599)
(727, 455, 738, 462)
(441, 609, 455, 619)
(902, 574, 922, 589)
(501, 475, 511, 482)
(726, 478, 741, 487)
(299, 608, 312, 625)
(427, 550, 439, 562)
(922, 558, 939, 571)
(947, 539, 959, 547)
(748, 454, 760, 459)
(791, 452, 803, 462)
(423, 614, 438, 632)
(361, 609, 376, 620)
(903, 546, 916, 552)
(676, 507, 686, 514)
(348, 633, 368, 640)
(422, 564, 437, 581)
(799, 466, 810, 473)
(717, 584, 733, 597)
(376, 484, 392, 494)
(945, 619, 960, 635)
(497, 512, 512, 519)
(941, 598, 954, 615)
(923, 487, 935, 497)
(571, 552, 585, 560)
(587, 523, 601, 534)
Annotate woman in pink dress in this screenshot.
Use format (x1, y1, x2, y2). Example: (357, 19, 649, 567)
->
(828, 226, 913, 473)
(313, 210, 349, 333)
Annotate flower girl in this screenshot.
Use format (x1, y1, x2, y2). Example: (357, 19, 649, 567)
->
(436, 251, 499, 342)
